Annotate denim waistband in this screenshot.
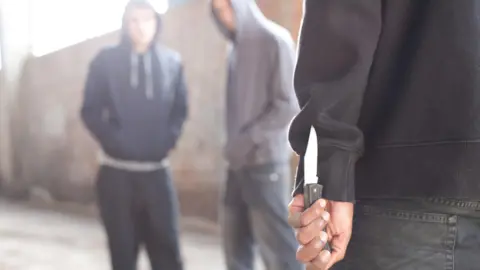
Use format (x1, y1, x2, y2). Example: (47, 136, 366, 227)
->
(358, 197, 480, 218)
(424, 197, 480, 211)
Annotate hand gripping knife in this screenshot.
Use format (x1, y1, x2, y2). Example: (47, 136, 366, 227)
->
(304, 126, 331, 252)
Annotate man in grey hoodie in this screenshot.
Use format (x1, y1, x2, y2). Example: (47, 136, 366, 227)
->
(80, 1, 187, 269)
(211, 0, 302, 269)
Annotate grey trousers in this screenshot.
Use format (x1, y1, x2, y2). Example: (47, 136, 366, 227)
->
(333, 198, 480, 270)
(220, 163, 304, 270)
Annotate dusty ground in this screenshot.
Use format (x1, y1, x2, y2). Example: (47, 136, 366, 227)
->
(0, 199, 262, 270)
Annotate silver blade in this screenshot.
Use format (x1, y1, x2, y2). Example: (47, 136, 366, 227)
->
(304, 126, 318, 184)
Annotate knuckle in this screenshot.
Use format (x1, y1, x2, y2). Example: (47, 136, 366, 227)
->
(295, 229, 310, 245)
(315, 198, 326, 208)
(301, 210, 319, 226)
(288, 212, 301, 228)
(311, 202, 323, 214)
(299, 215, 310, 227)
(319, 231, 328, 242)
(311, 257, 325, 269)
(296, 251, 309, 263)
(315, 219, 325, 231)
(322, 211, 330, 222)
(313, 236, 326, 250)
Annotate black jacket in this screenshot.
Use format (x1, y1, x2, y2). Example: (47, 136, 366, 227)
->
(290, 0, 480, 202)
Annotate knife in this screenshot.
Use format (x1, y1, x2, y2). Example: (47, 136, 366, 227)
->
(304, 126, 330, 251)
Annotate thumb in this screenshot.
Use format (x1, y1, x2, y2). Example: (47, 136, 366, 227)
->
(288, 194, 304, 228)
(325, 234, 349, 269)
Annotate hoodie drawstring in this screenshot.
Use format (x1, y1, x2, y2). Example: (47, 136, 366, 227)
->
(144, 53, 154, 99)
(130, 52, 154, 100)
(130, 53, 139, 89)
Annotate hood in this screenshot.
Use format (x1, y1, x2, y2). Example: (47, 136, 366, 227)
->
(120, 0, 163, 46)
(210, 0, 266, 41)
(120, 0, 163, 100)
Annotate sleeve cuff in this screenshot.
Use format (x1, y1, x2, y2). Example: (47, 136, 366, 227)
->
(317, 150, 357, 202)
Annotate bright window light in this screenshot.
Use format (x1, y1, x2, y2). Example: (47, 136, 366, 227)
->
(31, 0, 169, 57)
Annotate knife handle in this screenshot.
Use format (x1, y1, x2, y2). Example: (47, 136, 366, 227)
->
(304, 183, 331, 252)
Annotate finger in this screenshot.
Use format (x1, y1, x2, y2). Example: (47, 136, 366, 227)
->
(296, 211, 330, 245)
(325, 249, 346, 270)
(289, 194, 305, 211)
(300, 199, 327, 226)
(326, 225, 333, 243)
(309, 250, 332, 270)
(296, 231, 328, 263)
(288, 211, 302, 228)
(288, 195, 305, 228)
(306, 264, 322, 270)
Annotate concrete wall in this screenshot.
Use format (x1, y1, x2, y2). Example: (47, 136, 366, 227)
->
(3, 0, 303, 222)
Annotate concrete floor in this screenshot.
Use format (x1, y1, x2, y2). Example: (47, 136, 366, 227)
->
(0, 200, 262, 270)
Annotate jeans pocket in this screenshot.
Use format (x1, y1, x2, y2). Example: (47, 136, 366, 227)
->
(242, 164, 289, 209)
(340, 203, 456, 270)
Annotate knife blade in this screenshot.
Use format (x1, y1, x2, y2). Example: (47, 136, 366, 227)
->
(304, 126, 330, 251)
(304, 126, 318, 185)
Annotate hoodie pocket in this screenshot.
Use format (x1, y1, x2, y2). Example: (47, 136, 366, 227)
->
(102, 132, 130, 160)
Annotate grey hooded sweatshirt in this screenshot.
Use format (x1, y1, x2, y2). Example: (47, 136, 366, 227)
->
(211, 0, 298, 170)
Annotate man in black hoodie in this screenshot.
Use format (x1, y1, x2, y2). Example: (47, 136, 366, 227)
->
(288, 1, 480, 270)
(80, 1, 187, 269)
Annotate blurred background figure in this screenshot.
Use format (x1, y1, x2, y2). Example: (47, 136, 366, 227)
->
(0, 0, 303, 269)
(80, 0, 187, 269)
(210, 0, 302, 269)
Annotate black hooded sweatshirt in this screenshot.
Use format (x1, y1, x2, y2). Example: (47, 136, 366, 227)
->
(81, 0, 188, 163)
(290, 0, 480, 202)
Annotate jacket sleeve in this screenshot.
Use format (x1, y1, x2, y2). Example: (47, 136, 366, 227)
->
(80, 52, 119, 153)
(291, 0, 383, 202)
(237, 38, 299, 150)
(165, 64, 188, 152)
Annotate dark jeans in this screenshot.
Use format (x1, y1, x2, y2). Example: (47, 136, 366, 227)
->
(221, 163, 304, 270)
(96, 166, 183, 270)
(333, 198, 480, 270)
